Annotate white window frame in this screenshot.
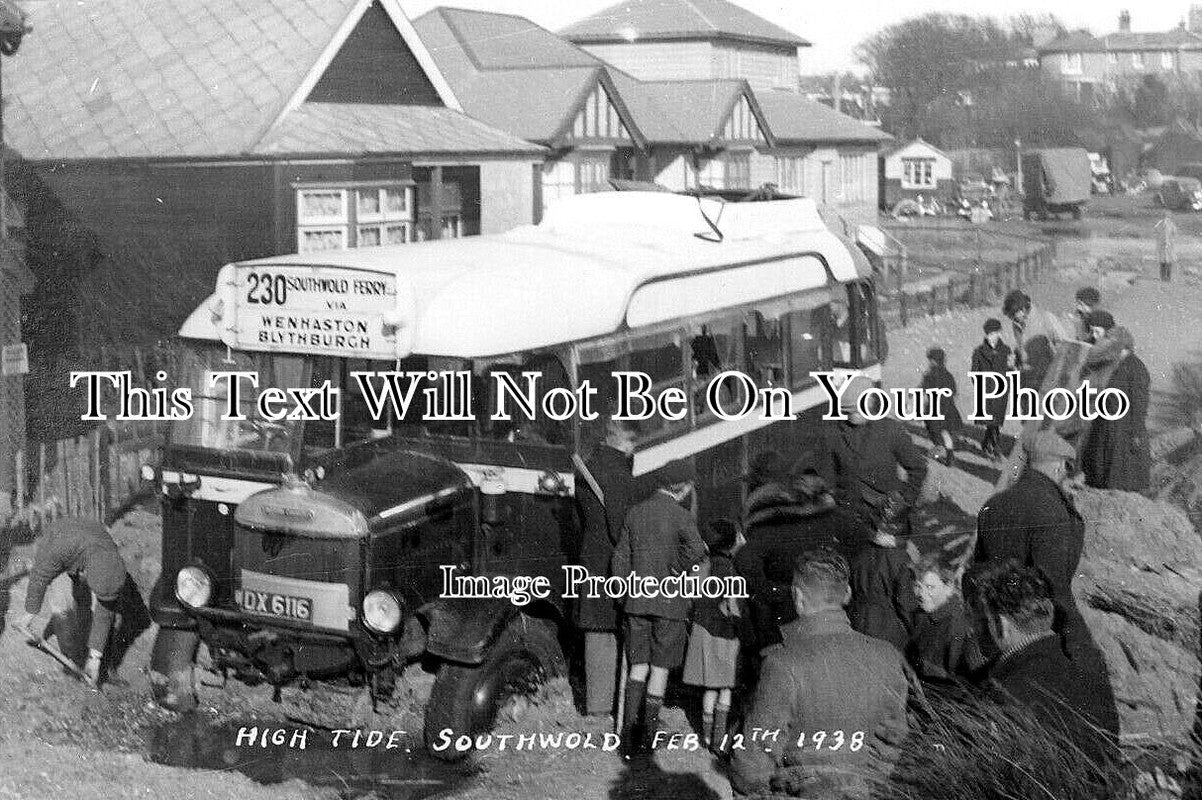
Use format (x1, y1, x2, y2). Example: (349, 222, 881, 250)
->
(900, 157, 936, 190)
(1132, 51, 1144, 69)
(296, 184, 415, 253)
(1107, 52, 1118, 67)
(541, 159, 577, 213)
(1162, 51, 1174, 69)
(1062, 52, 1083, 75)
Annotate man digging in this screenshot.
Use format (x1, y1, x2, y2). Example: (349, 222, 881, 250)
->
(13, 517, 145, 688)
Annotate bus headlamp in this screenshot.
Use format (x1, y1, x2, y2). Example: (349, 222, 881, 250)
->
(176, 566, 212, 608)
(362, 590, 402, 633)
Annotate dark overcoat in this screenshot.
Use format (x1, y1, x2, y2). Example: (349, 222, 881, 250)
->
(1079, 352, 1150, 492)
(987, 634, 1120, 769)
(970, 338, 1011, 425)
(572, 445, 653, 631)
(921, 365, 962, 440)
(820, 417, 928, 529)
(849, 543, 917, 651)
(907, 594, 984, 683)
(611, 491, 707, 621)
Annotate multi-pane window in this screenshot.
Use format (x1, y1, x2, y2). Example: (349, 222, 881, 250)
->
(901, 157, 935, 189)
(1062, 52, 1083, 74)
(840, 153, 870, 203)
(775, 156, 805, 195)
(1162, 51, 1173, 70)
(725, 152, 751, 190)
(1132, 52, 1144, 69)
(296, 185, 414, 253)
(578, 156, 611, 195)
(1107, 52, 1118, 66)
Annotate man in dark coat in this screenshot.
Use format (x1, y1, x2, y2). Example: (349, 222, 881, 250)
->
(1078, 326, 1151, 492)
(735, 459, 868, 649)
(731, 549, 910, 798)
(820, 375, 927, 649)
(15, 517, 146, 687)
(1072, 286, 1100, 341)
(820, 375, 928, 534)
(612, 459, 707, 752)
(964, 560, 1120, 772)
(573, 417, 651, 716)
(975, 429, 1118, 729)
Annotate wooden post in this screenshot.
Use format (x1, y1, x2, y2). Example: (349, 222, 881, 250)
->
(90, 429, 100, 519)
(59, 439, 69, 516)
(37, 441, 45, 515)
(14, 446, 23, 513)
(899, 292, 908, 327)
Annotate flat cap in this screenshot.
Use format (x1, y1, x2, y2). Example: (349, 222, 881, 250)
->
(1074, 286, 1100, 306)
(984, 318, 1003, 333)
(838, 374, 875, 409)
(1027, 429, 1076, 461)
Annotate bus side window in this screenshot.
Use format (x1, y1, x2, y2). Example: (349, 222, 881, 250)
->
(629, 336, 686, 438)
(342, 358, 395, 442)
(786, 308, 824, 389)
(825, 297, 855, 367)
(848, 282, 884, 366)
(691, 318, 743, 422)
(744, 309, 784, 387)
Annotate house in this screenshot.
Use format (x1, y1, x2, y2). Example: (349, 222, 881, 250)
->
(563, 0, 889, 224)
(753, 90, 890, 227)
(561, 0, 808, 92)
(3, 0, 545, 436)
(415, 7, 775, 211)
(880, 139, 955, 211)
(412, 8, 645, 215)
(1038, 9, 1202, 104)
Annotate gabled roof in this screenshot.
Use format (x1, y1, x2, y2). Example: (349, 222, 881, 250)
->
(415, 7, 645, 146)
(3, 0, 542, 161)
(625, 79, 772, 145)
(755, 91, 890, 146)
(561, 0, 809, 49)
(882, 138, 949, 161)
(1039, 28, 1202, 54)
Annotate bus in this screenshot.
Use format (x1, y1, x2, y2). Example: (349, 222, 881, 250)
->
(146, 190, 886, 757)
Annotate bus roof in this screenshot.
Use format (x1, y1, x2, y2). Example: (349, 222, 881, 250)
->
(181, 192, 864, 357)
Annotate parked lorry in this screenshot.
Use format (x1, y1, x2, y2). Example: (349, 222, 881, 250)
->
(1022, 148, 1091, 220)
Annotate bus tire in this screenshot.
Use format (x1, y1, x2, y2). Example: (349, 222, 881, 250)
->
(149, 627, 199, 712)
(423, 616, 564, 762)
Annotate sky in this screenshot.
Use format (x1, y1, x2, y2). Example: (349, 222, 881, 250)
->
(398, 0, 1190, 73)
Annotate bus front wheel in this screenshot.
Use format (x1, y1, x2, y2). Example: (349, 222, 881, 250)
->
(423, 616, 564, 761)
(149, 627, 199, 712)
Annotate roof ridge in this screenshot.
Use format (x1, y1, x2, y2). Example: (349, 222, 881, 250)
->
(680, 0, 718, 33)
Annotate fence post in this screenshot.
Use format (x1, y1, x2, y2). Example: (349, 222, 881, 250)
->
(15, 447, 24, 513)
(900, 292, 908, 327)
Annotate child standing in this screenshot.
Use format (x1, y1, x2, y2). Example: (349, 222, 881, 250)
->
(971, 318, 1011, 459)
(921, 347, 962, 466)
(682, 518, 744, 753)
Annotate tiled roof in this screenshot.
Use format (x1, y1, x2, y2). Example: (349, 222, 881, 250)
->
(561, 0, 808, 48)
(255, 103, 545, 155)
(1039, 28, 1202, 53)
(755, 91, 891, 145)
(6, 0, 354, 160)
(415, 8, 638, 144)
(4, 0, 535, 161)
(625, 79, 753, 143)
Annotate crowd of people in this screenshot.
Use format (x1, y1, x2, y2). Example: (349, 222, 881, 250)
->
(573, 284, 1148, 797)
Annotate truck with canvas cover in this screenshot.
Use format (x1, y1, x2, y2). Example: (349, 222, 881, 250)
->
(1022, 148, 1090, 220)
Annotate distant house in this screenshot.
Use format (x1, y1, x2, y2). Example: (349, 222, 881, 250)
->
(561, 0, 888, 225)
(1038, 10, 1202, 104)
(3, 0, 544, 435)
(880, 139, 955, 210)
(561, 0, 808, 92)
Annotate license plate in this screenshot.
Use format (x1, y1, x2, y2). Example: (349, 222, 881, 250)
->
(234, 588, 313, 623)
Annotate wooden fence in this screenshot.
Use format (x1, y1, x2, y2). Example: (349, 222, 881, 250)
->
(877, 236, 1057, 330)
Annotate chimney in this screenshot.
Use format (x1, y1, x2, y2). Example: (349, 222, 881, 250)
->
(1118, 9, 1131, 31)
(832, 73, 842, 114)
(1191, 4, 1202, 32)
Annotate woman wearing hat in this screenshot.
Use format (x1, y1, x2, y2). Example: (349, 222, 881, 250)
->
(1077, 325, 1150, 492)
(970, 319, 1012, 459)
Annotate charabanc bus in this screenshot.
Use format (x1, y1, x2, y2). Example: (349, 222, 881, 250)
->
(145, 190, 886, 757)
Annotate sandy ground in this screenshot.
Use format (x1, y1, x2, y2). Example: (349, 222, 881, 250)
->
(0, 193, 1198, 800)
